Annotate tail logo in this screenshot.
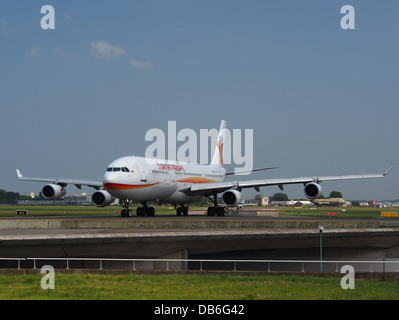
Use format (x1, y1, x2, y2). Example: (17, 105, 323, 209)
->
(217, 138, 224, 166)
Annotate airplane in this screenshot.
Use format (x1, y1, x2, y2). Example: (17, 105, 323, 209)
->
(16, 120, 393, 217)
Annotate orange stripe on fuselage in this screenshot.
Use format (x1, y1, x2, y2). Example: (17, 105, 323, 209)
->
(104, 182, 160, 190)
(176, 177, 216, 183)
(105, 177, 216, 191)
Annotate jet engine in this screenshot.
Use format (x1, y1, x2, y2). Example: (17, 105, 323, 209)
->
(222, 189, 243, 207)
(41, 184, 66, 200)
(91, 190, 115, 207)
(304, 182, 322, 200)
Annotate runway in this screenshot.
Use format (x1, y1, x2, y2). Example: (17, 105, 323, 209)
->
(2, 207, 397, 228)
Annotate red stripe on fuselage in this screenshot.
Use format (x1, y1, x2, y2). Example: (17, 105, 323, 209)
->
(104, 182, 160, 190)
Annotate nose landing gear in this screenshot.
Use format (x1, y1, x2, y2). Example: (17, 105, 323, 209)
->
(120, 200, 132, 217)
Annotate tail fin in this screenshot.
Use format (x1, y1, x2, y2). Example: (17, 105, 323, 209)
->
(16, 169, 23, 179)
(211, 120, 227, 166)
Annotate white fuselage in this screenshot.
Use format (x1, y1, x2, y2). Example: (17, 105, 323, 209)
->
(103, 156, 226, 204)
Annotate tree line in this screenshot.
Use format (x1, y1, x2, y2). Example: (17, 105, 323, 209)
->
(270, 191, 343, 202)
(0, 189, 31, 204)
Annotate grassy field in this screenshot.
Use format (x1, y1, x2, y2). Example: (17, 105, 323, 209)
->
(0, 204, 396, 219)
(0, 272, 397, 300)
(0, 205, 177, 217)
(278, 206, 393, 219)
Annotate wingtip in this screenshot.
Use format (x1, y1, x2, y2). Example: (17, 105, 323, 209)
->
(384, 165, 395, 176)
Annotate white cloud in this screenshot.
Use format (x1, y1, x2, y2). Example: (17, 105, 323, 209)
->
(91, 41, 126, 59)
(0, 17, 11, 38)
(29, 47, 41, 57)
(129, 59, 153, 68)
(90, 41, 153, 68)
(0, 18, 9, 27)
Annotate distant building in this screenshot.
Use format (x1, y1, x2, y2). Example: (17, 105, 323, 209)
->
(63, 193, 92, 205)
(254, 195, 270, 206)
(313, 198, 347, 207)
(270, 201, 287, 206)
(18, 193, 93, 205)
(368, 200, 378, 207)
(260, 197, 269, 206)
(293, 200, 313, 207)
(359, 202, 370, 207)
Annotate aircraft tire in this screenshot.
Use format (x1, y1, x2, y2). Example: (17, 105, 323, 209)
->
(121, 209, 131, 217)
(207, 207, 216, 216)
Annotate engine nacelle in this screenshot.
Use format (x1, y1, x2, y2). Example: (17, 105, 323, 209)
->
(304, 182, 322, 200)
(91, 190, 115, 207)
(222, 189, 243, 207)
(42, 184, 66, 200)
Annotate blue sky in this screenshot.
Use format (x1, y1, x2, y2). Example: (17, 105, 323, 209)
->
(1, 1, 398, 200)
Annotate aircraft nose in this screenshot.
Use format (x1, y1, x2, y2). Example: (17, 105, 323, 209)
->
(103, 171, 114, 184)
(103, 171, 120, 193)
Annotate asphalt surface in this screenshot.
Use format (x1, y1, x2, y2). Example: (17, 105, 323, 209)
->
(8, 207, 397, 226)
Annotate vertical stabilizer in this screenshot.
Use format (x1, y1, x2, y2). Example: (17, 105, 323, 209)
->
(211, 120, 227, 166)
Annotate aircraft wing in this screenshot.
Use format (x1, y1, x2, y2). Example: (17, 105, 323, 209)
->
(185, 167, 393, 195)
(16, 169, 103, 190)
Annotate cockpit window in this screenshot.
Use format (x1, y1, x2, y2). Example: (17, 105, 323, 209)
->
(108, 167, 131, 173)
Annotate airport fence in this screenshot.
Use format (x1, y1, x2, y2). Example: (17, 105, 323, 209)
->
(0, 257, 398, 273)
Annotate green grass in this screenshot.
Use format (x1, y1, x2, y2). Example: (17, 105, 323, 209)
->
(278, 206, 391, 219)
(0, 205, 177, 217)
(1, 205, 395, 219)
(0, 272, 397, 300)
(0, 205, 115, 217)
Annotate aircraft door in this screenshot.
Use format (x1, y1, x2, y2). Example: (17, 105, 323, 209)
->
(137, 163, 148, 183)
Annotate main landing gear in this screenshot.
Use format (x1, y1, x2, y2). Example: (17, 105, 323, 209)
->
(136, 202, 155, 217)
(206, 192, 225, 216)
(207, 206, 225, 216)
(120, 200, 155, 217)
(119, 199, 225, 217)
(175, 204, 188, 216)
